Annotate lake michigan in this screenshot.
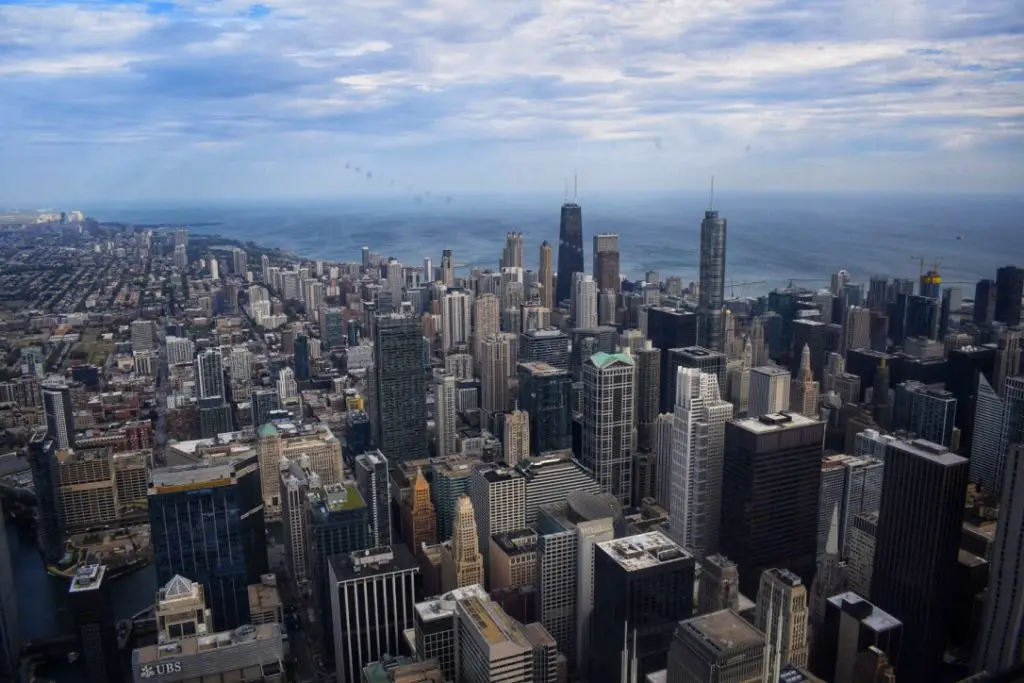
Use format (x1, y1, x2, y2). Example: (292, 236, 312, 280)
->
(92, 191, 1024, 294)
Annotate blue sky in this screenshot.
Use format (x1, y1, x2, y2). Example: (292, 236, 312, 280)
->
(1, 0, 1021, 202)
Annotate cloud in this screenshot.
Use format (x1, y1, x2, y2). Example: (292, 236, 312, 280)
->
(0, 0, 1021, 200)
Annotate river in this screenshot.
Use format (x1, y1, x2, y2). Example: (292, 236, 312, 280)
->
(7, 521, 157, 681)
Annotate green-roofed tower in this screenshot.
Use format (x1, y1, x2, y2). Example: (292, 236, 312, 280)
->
(581, 351, 637, 507)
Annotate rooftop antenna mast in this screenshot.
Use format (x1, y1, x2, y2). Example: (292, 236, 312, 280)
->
(564, 177, 568, 203)
(573, 172, 578, 203)
(709, 176, 715, 210)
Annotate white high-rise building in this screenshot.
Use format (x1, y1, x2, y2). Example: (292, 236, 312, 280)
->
(473, 294, 500, 366)
(229, 345, 250, 384)
(669, 368, 733, 557)
(748, 365, 791, 417)
(277, 367, 298, 400)
(469, 464, 526, 571)
(441, 290, 473, 352)
(572, 274, 598, 329)
(131, 319, 154, 352)
(975, 443, 1024, 672)
(434, 370, 458, 458)
(195, 348, 224, 400)
(165, 335, 195, 365)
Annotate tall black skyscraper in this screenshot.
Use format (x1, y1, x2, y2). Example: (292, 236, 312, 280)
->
(370, 313, 427, 461)
(69, 564, 122, 683)
(590, 532, 695, 683)
(518, 361, 573, 453)
(555, 196, 584, 306)
(698, 208, 727, 352)
(974, 278, 997, 325)
(995, 265, 1024, 326)
(294, 332, 310, 380)
(871, 438, 968, 682)
(28, 430, 64, 564)
(647, 307, 699, 412)
(720, 412, 824, 598)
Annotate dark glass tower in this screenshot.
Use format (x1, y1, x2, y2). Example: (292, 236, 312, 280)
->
(995, 265, 1024, 326)
(370, 313, 427, 461)
(148, 454, 268, 631)
(518, 361, 573, 453)
(69, 565, 122, 683)
(974, 279, 997, 325)
(871, 438, 968, 682)
(698, 209, 727, 352)
(647, 308, 699, 412)
(354, 449, 392, 548)
(28, 431, 64, 564)
(294, 332, 310, 380)
(720, 413, 825, 598)
(555, 201, 584, 306)
(590, 532, 694, 683)
(42, 382, 74, 449)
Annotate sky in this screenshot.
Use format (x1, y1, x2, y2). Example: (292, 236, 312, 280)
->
(1, 0, 1022, 203)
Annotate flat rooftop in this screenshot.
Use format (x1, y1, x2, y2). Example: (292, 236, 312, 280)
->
(597, 531, 692, 571)
(150, 457, 249, 490)
(459, 595, 530, 648)
(827, 592, 901, 631)
(476, 464, 522, 484)
(414, 584, 489, 623)
(517, 361, 567, 376)
(679, 609, 764, 654)
(492, 529, 539, 555)
(671, 346, 723, 359)
(751, 365, 791, 376)
(134, 623, 283, 664)
(331, 544, 418, 582)
(733, 411, 820, 434)
(890, 438, 968, 467)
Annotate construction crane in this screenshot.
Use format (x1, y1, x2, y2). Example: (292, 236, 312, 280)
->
(911, 255, 926, 279)
(729, 280, 767, 297)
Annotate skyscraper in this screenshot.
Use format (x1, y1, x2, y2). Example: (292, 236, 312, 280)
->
(721, 413, 825, 597)
(355, 449, 392, 549)
(698, 208, 727, 351)
(634, 341, 662, 451)
(441, 290, 473, 352)
(582, 352, 636, 506)
(473, 293, 500, 366)
(441, 249, 455, 287)
(697, 554, 740, 614)
(974, 278, 997, 325)
(518, 362, 572, 454)
(441, 496, 485, 591)
(370, 313, 427, 461)
(42, 381, 74, 449)
(842, 305, 871, 356)
(469, 464, 526, 570)
(481, 334, 512, 426)
(434, 370, 458, 458)
(975, 443, 1024, 672)
(402, 468, 437, 554)
(790, 344, 821, 417)
(647, 308, 700, 412)
(668, 610, 764, 683)
(756, 568, 810, 678)
(670, 368, 733, 557)
(0, 500, 19, 682)
(329, 547, 418, 683)
(748, 365, 791, 417)
(149, 455, 268, 631)
(591, 532, 695, 683)
(994, 265, 1023, 326)
(572, 273, 598, 329)
(28, 431, 64, 563)
(501, 232, 524, 269)
(556, 195, 584, 306)
(592, 233, 620, 293)
(539, 241, 554, 311)
(294, 332, 310, 380)
(502, 409, 530, 466)
(871, 438, 968, 681)
(69, 565, 122, 683)
(195, 348, 225, 400)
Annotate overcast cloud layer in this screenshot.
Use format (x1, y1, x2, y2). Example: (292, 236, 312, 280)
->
(1, 0, 1022, 201)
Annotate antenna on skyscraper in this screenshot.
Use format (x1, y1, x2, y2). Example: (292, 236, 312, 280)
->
(564, 177, 568, 202)
(709, 176, 715, 210)
(573, 172, 578, 202)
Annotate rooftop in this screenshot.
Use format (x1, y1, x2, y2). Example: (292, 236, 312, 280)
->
(679, 609, 764, 654)
(733, 411, 821, 434)
(751, 365, 792, 376)
(588, 351, 635, 369)
(331, 544, 418, 582)
(414, 584, 489, 623)
(459, 595, 530, 649)
(248, 576, 282, 613)
(476, 464, 522, 484)
(517, 361, 568, 377)
(310, 482, 365, 513)
(68, 564, 106, 594)
(827, 592, 902, 631)
(492, 529, 539, 555)
(597, 531, 692, 571)
(134, 623, 283, 664)
(671, 346, 723, 359)
(889, 438, 968, 467)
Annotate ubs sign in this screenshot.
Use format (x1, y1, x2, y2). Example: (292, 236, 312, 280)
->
(138, 662, 182, 679)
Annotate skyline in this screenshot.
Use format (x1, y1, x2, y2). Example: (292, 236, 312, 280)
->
(1, 0, 1022, 202)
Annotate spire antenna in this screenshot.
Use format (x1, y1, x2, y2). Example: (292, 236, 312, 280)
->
(564, 177, 568, 202)
(709, 175, 715, 210)
(573, 172, 578, 202)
